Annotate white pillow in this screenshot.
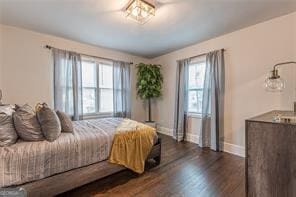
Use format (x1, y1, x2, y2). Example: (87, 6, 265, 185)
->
(0, 105, 15, 116)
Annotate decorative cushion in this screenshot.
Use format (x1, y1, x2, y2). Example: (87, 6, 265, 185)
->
(0, 105, 18, 146)
(36, 103, 61, 142)
(13, 104, 44, 141)
(56, 110, 74, 133)
(0, 105, 15, 115)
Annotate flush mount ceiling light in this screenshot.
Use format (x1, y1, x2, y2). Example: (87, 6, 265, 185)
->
(125, 0, 155, 24)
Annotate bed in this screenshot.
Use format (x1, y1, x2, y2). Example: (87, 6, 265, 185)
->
(0, 118, 161, 196)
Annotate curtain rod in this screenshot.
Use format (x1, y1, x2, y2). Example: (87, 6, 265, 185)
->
(45, 45, 133, 65)
(179, 48, 226, 62)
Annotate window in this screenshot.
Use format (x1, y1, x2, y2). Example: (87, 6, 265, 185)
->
(81, 57, 113, 116)
(188, 56, 206, 114)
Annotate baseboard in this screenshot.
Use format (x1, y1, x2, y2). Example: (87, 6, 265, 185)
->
(156, 125, 173, 136)
(185, 133, 199, 144)
(223, 142, 245, 158)
(156, 125, 245, 158)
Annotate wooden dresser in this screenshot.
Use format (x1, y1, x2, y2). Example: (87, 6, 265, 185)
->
(246, 111, 296, 197)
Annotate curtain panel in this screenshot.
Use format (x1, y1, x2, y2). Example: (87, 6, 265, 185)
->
(173, 59, 190, 141)
(199, 49, 225, 151)
(113, 61, 131, 118)
(53, 48, 83, 120)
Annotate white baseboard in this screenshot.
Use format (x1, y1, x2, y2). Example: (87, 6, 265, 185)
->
(156, 125, 173, 136)
(223, 142, 245, 158)
(156, 125, 245, 158)
(185, 133, 199, 144)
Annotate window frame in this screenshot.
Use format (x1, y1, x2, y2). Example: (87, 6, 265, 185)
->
(187, 55, 206, 116)
(97, 61, 113, 115)
(81, 57, 114, 118)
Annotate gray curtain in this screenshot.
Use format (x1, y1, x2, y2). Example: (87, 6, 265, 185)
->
(113, 61, 131, 118)
(173, 59, 190, 141)
(199, 49, 225, 151)
(53, 48, 83, 121)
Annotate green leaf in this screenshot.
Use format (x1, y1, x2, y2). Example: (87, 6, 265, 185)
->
(136, 63, 163, 100)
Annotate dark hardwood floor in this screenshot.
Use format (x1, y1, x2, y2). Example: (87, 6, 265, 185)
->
(60, 134, 245, 197)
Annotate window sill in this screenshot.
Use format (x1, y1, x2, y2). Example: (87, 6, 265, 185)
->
(83, 112, 113, 120)
(187, 113, 202, 119)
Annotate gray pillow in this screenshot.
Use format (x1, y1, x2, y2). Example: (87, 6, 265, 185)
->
(0, 106, 18, 146)
(56, 110, 74, 133)
(36, 103, 61, 142)
(13, 104, 44, 141)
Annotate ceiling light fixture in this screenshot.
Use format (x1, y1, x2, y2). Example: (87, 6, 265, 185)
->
(125, 0, 155, 24)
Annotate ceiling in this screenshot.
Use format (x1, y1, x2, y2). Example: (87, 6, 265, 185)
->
(0, 0, 296, 58)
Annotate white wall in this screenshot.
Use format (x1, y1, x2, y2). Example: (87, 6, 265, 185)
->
(291, 13, 296, 108)
(0, 27, 3, 90)
(151, 12, 296, 151)
(294, 13, 296, 59)
(280, 12, 296, 109)
(1, 12, 296, 156)
(0, 50, 2, 90)
(0, 25, 150, 122)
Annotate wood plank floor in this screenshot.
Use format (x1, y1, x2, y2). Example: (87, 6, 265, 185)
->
(60, 134, 245, 197)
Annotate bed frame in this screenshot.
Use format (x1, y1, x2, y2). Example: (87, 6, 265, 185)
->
(15, 138, 161, 197)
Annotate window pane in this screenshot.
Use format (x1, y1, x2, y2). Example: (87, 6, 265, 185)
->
(197, 90, 203, 113)
(188, 59, 206, 114)
(188, 65, 197, 89)
(81, 59, 114, 115)
(188, 90, 198, 113)
(196, 63, 206, 89)
(188, 63, 206, 89)
(82, 61, 96, 88)
(83, 88, 96, 114)
(99, 64, 113, 89)
(64, 88, 73, 115)
(188, 90, 203, 113)
(100, 88, 113, 112)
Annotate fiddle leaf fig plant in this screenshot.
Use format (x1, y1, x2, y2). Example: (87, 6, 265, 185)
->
(136, 63, 163, 122)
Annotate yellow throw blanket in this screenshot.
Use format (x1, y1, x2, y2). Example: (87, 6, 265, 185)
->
(109, 119, 157, 174)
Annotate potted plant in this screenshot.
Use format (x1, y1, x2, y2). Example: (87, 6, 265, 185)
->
(136, 63, 163, 123)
